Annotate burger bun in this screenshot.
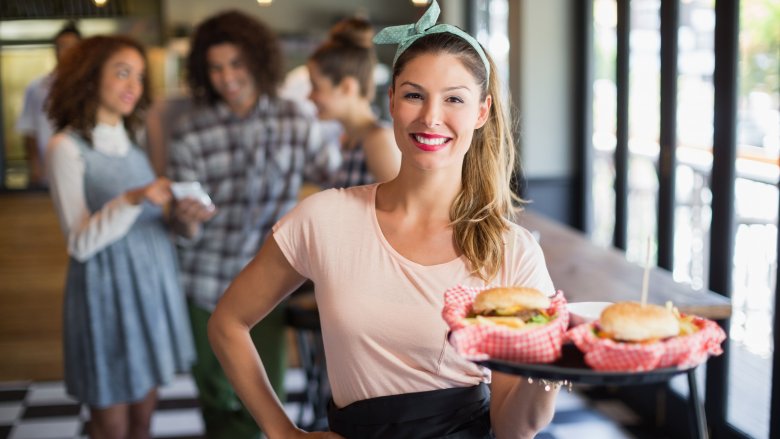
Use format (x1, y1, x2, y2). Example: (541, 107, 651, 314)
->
(472, 287, 551, 315)
(471, 315, 527, 329)
(599, 302, 680, 342)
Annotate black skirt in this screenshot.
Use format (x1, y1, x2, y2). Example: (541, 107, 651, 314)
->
(327, 383, 493, 439)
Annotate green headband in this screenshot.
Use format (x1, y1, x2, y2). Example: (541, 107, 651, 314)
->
(373, 0, 490, 82)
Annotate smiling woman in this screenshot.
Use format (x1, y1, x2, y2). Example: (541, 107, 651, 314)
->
(206, 2, 558, 438)
(97, 47, 145, 125)
(389, 51, 491, 171)
(384, 27, 513, 280)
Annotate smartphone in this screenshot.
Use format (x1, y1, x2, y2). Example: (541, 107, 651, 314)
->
(171, 181, 213, 207)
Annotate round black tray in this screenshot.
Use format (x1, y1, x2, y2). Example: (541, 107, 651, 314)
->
(477, 343, 695, 385)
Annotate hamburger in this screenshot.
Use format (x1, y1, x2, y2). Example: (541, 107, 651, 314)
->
(566, 300, 724, 371)
(466, 287, 554, 330)
(596, 301, 687, 343)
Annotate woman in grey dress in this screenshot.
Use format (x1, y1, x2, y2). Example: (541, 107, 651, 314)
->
(45, 35, 195, 438)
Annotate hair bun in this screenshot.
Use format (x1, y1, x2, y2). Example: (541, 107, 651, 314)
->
(329, 17, 374, 49)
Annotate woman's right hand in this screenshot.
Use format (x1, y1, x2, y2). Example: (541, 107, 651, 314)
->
(125, 177, 172, 206)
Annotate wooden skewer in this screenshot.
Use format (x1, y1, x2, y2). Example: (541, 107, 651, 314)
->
(640, 235, 651, 306)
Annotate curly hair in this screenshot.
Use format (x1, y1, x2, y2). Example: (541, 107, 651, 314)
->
(309, 17, 376, 99)
(187, 10, 283, 104)
(46, 35, 150, 144)
(393, 33, 522, 282)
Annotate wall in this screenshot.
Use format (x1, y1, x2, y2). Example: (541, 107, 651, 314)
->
(513, 0, 575, 224)
(163, 0, 424, 37)
(160, 0, 428, 85)
(518, 0, 573, 179)
(0, 193, 68, 380)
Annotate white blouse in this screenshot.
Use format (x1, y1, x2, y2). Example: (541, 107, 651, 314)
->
(46, 123, 143, 262)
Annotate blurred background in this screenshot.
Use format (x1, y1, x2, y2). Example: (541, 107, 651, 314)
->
(0, 1, 777, 438)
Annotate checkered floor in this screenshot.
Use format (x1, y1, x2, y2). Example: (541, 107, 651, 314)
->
(0, 370, 664, 439)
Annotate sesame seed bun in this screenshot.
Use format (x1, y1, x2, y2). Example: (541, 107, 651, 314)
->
(599, 302, 680, 342)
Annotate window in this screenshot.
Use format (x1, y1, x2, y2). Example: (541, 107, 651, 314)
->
(591, 1, 778, 437)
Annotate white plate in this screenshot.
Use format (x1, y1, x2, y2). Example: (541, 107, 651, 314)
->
(567, 302, 613, 326)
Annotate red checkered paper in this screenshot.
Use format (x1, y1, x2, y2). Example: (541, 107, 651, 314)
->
(442, 285, 569, 363)
(566, 316, 726, 371)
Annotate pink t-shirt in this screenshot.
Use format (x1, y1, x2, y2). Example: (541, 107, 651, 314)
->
(272, 184, 555, 407)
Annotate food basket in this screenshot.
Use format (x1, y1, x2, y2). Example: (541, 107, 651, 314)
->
(442, 285, 569, 364)
(566, 316, 726, 372)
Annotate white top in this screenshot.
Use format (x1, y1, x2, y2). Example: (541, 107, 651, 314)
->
(16, 75, 56, 180)
(273, 184, 555, 407)
(46, 124, 143, 262)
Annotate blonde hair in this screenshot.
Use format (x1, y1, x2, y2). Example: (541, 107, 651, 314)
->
(393, 33, 522, 281)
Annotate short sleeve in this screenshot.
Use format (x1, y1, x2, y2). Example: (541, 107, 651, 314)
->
(504, 223, 556, 296)
(271, 192, 328, 281)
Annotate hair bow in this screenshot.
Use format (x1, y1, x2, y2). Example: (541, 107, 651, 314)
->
(372, 0, 490, 80)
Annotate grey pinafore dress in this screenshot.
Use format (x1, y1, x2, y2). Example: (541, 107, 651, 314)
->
(62, 134, 195, 408)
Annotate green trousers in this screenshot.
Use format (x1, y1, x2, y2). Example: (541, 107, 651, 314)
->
(188, 301, 288, 439)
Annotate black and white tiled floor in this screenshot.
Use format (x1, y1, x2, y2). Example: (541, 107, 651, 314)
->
(0, 370, 665, 439)
(0, 375, 205, 439)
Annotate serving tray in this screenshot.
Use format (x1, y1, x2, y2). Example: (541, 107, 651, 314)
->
(477, 343, 695, 386)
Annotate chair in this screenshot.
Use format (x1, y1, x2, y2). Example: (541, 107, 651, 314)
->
(286, 282, 330, 431)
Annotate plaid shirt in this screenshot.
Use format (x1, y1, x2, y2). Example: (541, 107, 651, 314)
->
(332, 143, 374, 188)
(168, 96, 340, 310)
(330, 121, 391, 189)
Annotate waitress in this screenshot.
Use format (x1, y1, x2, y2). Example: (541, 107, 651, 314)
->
(208, 2, 559, 438)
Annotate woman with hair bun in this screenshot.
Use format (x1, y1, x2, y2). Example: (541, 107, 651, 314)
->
(308, 17, 400, 187)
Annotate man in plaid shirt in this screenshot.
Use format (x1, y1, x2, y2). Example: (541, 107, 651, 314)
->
(167, 11, 339, 438)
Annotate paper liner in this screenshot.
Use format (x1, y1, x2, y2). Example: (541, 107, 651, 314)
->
(566, 316, 726, 371)
(442, 285, 569, 363)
